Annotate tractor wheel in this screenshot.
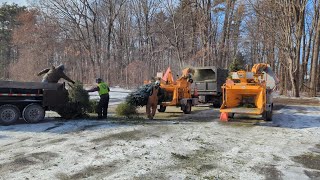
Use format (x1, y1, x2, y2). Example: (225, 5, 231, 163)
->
(22, 104, 45, 123)
(183, 101, 192, 114)
(0, 104, 20, 125)
(158, 105, 166, 112)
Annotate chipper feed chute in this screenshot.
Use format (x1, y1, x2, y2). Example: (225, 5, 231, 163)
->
(220, 80, 266, 115)
(220, 63, 278, 121)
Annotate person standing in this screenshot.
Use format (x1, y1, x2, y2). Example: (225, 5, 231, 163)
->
(87, 78, 110, 119)
(146, 81, 161, 120)
(37, 64, 75, 84)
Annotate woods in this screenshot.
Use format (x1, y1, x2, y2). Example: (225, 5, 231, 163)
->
(0, 0, 319, 97)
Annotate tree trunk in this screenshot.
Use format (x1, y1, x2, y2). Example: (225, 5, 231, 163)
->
(288, 57, 298, 97)
(309, 13, 320, 96)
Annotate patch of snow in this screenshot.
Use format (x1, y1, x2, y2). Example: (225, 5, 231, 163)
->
(270, 105, 320, 129)
(0, 119, 126, 134)
(88, 87, 132, 105)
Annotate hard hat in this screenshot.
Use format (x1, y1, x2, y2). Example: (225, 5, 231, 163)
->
(96, 78, 103, 83)
(155, 80, 160, 86)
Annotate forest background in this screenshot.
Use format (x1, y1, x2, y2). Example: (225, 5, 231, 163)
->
(0, 0, 319, 97)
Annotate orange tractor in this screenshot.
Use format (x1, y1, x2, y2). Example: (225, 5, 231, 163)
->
(220, 63, 279, 121)
(156, 67, 198, 114)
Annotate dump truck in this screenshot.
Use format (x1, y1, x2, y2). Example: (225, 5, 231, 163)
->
(190, 67, 228, 107)
(156, 67, 198, 114)
(0, 81, 68, 125)
(220, 63, 279, 121)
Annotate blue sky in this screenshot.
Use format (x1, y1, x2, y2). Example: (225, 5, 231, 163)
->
(0, 0, 27, 6)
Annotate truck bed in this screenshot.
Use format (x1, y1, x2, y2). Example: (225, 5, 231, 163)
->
(0, 81, 63, 90)
(0, 81, 67, 106)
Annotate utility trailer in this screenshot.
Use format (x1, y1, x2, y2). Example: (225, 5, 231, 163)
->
(0, 81, 68, 125)
(190, 67, 228, 108)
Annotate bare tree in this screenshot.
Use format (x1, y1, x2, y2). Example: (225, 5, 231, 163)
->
(309, 0, 320, 96)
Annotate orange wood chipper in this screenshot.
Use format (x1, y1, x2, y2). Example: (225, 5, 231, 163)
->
(156, 67, 198, 114)
(220, 63, 279, 121)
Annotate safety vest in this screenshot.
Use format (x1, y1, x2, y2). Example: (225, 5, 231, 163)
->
(98, 82, 109, 96)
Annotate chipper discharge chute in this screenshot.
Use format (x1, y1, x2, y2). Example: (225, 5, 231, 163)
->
(220, 63, 279, 121)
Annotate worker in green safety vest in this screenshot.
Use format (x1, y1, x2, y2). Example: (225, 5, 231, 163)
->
(87, 78, 110, 119)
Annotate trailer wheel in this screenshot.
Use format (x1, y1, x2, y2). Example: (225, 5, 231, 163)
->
(158, 105, 166, 112)
(183, 101, 192, 114)
(0, 104, 20, 125)
(22, 104, 45, 123)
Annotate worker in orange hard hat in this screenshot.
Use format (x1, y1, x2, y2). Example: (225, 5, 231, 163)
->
(146, 80, 161, 120)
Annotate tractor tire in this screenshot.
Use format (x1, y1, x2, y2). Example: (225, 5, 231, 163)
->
(22, 104, 45, 123)
(158, 105, 166, 112)
(183, 101, 192, 114)
(0, 104, 20, 125)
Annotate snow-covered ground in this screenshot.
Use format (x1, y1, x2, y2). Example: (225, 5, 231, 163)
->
(272, 105, 320, 129)
(0, 97, 319, 179)
(88, 87, 131, 105)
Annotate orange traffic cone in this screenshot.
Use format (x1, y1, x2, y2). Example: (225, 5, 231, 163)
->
(220, 112, 228, 122)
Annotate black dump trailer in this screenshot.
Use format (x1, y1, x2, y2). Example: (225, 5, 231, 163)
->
(190, 67, 228, 108)
(0, 81, 68, 125)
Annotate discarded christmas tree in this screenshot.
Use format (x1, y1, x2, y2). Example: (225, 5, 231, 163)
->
(126, 83, 153, 107)
(115, 102, 138, 118)
(115, 84, 153, 118)
(116, 83, 165, 118)
(54, 81, 90, 119)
